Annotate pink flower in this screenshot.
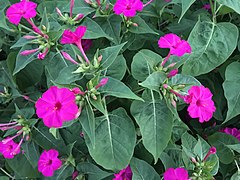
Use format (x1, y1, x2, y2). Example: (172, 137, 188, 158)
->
(113, 0, 143, 17)
(35, 86, 78, 128)
(220, 128, 240, 141)
(203, 4, 211, 10)
(37, 48, 49, 60)
(60, 26, 90, 64)
(38, 149, 62, 177)
(184, 86, 216, 123)
(164, 167, 189, 180)
(158, 33, 192, 57)
(61, 26, 87, 45)
(6, 0, 37, 25)
(113, 165, 132, 180)
(0, 138, 20, 159)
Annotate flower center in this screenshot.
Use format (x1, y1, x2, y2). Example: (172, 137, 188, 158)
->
(47, 159, 53, 166)
(196, 99, 203, 107)
(54, 102, 62, 111)
(126, 3, 132, 10)
(7, 145, 13, 151)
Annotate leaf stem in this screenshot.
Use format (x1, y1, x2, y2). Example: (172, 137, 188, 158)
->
(0, 168, 15, 179)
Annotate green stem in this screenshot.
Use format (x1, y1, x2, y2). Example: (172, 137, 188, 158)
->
(0, 168, 15, 179)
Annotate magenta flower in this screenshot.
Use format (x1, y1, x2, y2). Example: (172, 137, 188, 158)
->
(158, 33, 192, 57)
(60, 26, 90, 64)
(164, 167, 189, 180)
(203, 4, 211, 10)
(113, 0, 143, 17)
(38, 149, 62, 177)
(184, 86, 216, 123)
(220, 128, 240, 141)
(35, 86, 78, 128)
(61, 26, 86, 45)
(6, 0, 37, 25)
(113, 165, 132, 180)
(0, 138, 20, 159)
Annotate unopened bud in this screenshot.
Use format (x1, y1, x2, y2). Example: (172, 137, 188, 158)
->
(98, 55, 103, 63)
(84, 0, 92, 4)
(23, 35, 37, 39)
(95, 78, 109, 89)
(56, 7, 64, 18)
(75, 14, 84, 21)
(62, 51, 78, 64)
(167, 69, 178, 78)
(20, 48, 39, 56)
(132, 23, 138, 27)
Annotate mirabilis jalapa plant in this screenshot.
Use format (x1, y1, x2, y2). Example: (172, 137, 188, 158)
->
(0, 0, 240, 179)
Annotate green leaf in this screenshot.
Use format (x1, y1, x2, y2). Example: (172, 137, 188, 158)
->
(89, 95, 105, 114)
(32, 125, 66, 155)
(77, 162, 112, 180)
(79, 100, 95, 148)
(11, 36, 32, 49)
(223, 62, 240, 122)
(0, 1, 11, 31)
(63, 0, 95, 16)
(208, 132, 239, 164)
(47, 164, 74, 180)
(96, 14, 122, 44)
(179, 0, 196, 22)
(193, 136, 219, 175)
(227, 144, 240, 153)
(99, 43, 126, 70)
(129, 16, 158, 35)
(182, 20, 238, 76)
(131, 49, 162, 81)
(82, 17, 112, 40)
(169, 74, 201, 93)
(231, 172, 240, 180)
(217, 0, 240, 15)
(130, 158, 161, 180)
(131, 90, 173, 162)
(85, 108, 136, 170)
(104, 55, 127, 80)
(54, 65, 81, 84)
(13, 45, 40, 75)
(6, 154, 40, 178)
(21, 142, 40, 168)
(99, 77, 143, 101)
(139, 72, 167, 92)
